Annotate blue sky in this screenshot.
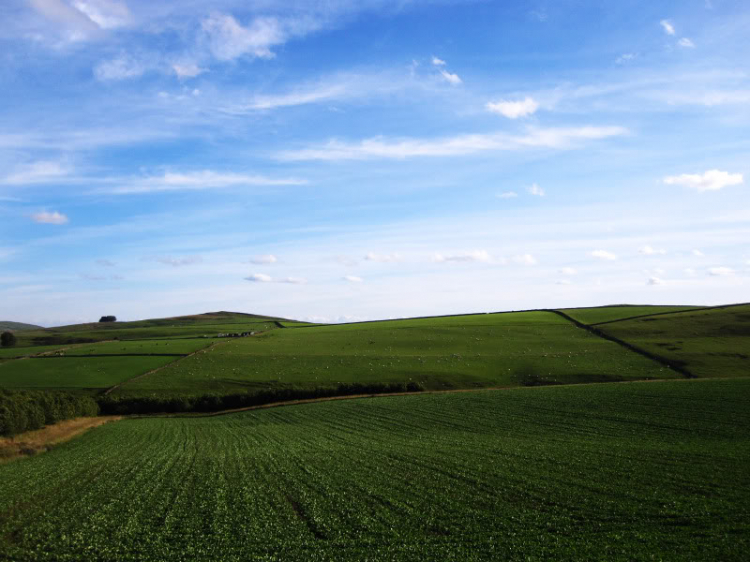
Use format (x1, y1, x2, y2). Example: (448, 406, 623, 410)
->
(1, 0, 748, 326)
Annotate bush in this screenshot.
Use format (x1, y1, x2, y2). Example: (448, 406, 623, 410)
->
(1, 331, 17, 347)
(98, 316, 117, 323)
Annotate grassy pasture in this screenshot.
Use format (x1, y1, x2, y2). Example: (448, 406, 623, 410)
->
(116, 311, 674, 396)
(0, 355, 180, 392)
(1, 379, 748, 561)
(598, 304, 750, 378)
(11, 312, 280, 348)
(560, 305, 702, 325)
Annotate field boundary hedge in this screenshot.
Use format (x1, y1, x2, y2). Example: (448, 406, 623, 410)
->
(97, 381, 425, 415)
(0, 390, 100, 437)
(550, 310, 695, 378)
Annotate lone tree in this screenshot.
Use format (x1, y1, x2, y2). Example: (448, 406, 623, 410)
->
(1, 331, 17, 347)
(99, 315, 117, 323)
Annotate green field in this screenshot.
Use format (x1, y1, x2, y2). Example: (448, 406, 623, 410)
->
(560, 305, 702, 325)
(598, 305, 750, 378)
(1, 379, 748, 561)
(10, 312, 280, 348)
(114, 311, 674, 396)
(0, 355, 181, 391)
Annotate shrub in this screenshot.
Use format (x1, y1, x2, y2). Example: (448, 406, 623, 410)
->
(0, 391, 100, 437)
(1, 331, 17, 347)
(98, 316, 117, 323)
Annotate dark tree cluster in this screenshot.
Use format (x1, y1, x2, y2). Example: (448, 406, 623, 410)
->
(0, 331, 16, 347)
(98, 316, 117, 323)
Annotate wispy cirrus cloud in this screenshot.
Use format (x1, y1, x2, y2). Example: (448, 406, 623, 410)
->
(276, 126, 627, 161)
(364, 252, 402, 263)
(2, 160, 72, 185)
(433, 250, 491, 263)
(155, 255, 202, 267)
(103, 170, 307, 194)
(343, 275, 363, 283)
(250, 254, 277, 265)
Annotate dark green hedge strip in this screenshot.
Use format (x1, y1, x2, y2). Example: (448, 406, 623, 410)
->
(97, 381, 425, 416)
(0, 389, 100, 437)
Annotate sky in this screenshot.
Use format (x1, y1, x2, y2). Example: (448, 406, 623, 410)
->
(0, 0, 748, 326)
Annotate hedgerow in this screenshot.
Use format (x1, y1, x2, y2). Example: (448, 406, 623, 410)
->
(0, 389, 99, 436)
(98, 381, 424, 415)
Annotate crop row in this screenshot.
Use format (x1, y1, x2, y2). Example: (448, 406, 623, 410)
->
(1, 379, 748, 560)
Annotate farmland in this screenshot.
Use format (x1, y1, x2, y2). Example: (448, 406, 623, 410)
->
(596, 304, 750, 378)
(560, 305, 703, 325)
(1, 378, 748, 561)
(113, 311, 674, 396)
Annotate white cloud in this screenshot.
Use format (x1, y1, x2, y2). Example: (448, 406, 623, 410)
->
(2, 161, 70, 185)
(693, 249, 705, 257)
(639, 245, 666, 255)
(31, 211, 69, 225)
(202, 14, 286, 61)
(279, 276, 307, 284)
(72, 0, 130, 30)
(527, 183, 545, 197)
(555, 279, 572, 285)
(591, 250, 617, 261)
(559, 267, 577, 275)
(486, 97, 539, 119)
(106, 170, 307, 194)
(684, 268, 697, 276)
(94, 55, 144, 81)
(245, 273, 306, 284)
(496, 191, 518, 199)
(664, 169, 743, 192)
(647, 277, 665, 286)
(156, 256, 202, 267)
(433, 250, 491, 263)
(96, 259, 116, 267)
(678, 37, 695, 48)
(431, 56, 446, 66)
(343, 275, 363, 283)
(250, 254, 277, 265)
(439, 69, 462, 86)
(364, 252, 401, 263)
(234, 84, 349, 111)
(172, 64, 206, 79)
(276, 126, 627, 161)
(615, 53, 636, 65)
(512, 254, 537, 266)
(660, 19, 676, 36)
(246, 273, 272, 283)
(708, 267, 734, 276)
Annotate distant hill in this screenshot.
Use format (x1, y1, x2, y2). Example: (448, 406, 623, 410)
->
(0, 321, 43, 331)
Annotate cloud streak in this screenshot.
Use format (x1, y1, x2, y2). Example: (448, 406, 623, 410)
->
(276, 126, 627, 161)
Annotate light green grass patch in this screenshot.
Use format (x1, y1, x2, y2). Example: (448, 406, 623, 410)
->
(118, 311, 673, 395)
(599, 304, 750, 378)
(560, 305, 703, 325)
(0, 355, 179, 391)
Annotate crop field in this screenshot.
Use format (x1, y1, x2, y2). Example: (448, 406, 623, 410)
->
(559, 305, 702, 325)
(1, 378, 748, 561)
(114, 311, 674, 396)
(598, 304, 750, 378)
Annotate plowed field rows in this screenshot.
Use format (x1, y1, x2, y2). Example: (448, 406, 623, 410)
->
(1, 379, 748, 561)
